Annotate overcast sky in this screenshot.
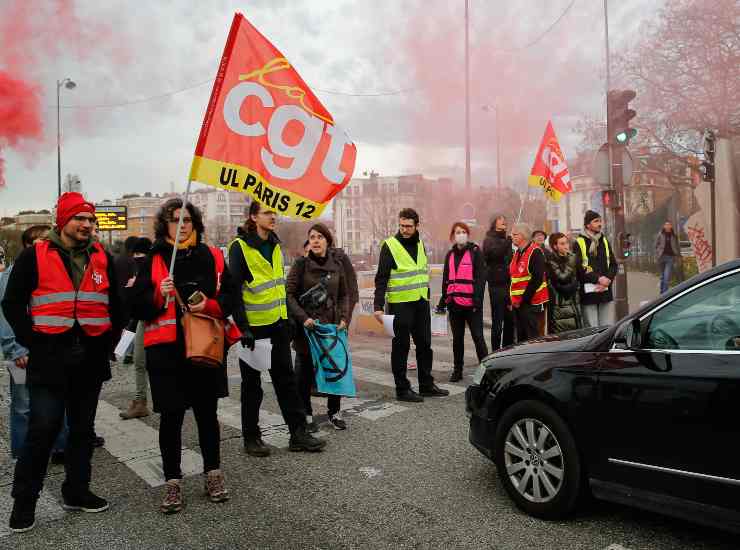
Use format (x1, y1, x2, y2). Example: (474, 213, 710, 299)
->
(0, 0, 662, 215)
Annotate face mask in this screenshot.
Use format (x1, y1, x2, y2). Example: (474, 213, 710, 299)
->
(454, 233, 468, 246)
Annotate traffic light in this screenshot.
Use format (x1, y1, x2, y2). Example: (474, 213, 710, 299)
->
(618, 232, 633, 258)
(701, 130, 716, 183)
(608, 90, 637, 145)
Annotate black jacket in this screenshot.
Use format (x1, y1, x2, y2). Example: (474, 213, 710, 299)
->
(438, 243, 486, 311)
(545, 251, 582, 333)
(373, 231, 426, 311)
(1, 239, 124, 387)
(511, 242, 547, 306)
(482, 229, 512, 287)
(228, 229, 284, 334)
(573, 233, 618, 305)
(128, 239, 237, 370)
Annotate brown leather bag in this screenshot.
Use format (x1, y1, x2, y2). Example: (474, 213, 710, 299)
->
(175, 291, 225, 368)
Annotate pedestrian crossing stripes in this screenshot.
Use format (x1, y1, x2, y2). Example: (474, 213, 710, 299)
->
(351, 366, 467, 396)
(0, 488, 65, 539)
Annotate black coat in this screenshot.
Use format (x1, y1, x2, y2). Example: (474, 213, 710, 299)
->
(373, 231, 426, 311)
(482, 229, 512, 287)
(438, 243, 486, 311)
(545, 251, 583, 333)
(573, 233, 619, 305)
(1, 239, 124, 387)
(128, 239, 238, 409)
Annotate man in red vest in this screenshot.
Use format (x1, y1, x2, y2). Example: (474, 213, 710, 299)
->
(509, 222, 549, 342)
(2, 192, 123, 533)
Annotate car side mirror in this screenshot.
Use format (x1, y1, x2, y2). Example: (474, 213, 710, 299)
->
(630, 318, 643, 349)
(613, 318, 643, 350)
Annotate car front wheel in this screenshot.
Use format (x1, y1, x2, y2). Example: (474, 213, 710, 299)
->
(493, 399, 581, 519)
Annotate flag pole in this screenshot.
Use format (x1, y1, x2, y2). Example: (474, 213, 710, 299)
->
(166, 179, 194, 305)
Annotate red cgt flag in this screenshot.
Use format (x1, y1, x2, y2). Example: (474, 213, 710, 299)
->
(528, 121, 572, 203)
(189, 13, 357, 220)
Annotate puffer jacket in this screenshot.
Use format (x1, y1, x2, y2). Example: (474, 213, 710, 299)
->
(546, 251, 583, 333)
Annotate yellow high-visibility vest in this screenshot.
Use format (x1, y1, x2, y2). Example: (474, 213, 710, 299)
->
(384, 236, 430, 304)
(576, 236, 610, 274)
(232, 239, 287, 327)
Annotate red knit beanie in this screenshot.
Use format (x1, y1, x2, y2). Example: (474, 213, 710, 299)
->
(56, 192, 95, 229)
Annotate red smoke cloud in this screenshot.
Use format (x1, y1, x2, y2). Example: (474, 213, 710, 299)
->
(0, 72, 43, 187)
(0, 0, 119, 188)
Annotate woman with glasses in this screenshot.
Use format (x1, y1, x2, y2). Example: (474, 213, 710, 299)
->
(129, 198, 237, 514)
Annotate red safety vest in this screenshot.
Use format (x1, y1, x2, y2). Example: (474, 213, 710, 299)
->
(445, 248, 475, 308)
(30, 240, 112, 336)
(144, 246, 241, 348)
(509, 242, 549, 307)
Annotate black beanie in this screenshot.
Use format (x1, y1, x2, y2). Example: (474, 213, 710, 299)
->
(584, 210, 601, 227)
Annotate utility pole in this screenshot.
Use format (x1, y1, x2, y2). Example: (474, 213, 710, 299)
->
(464, 0, 471, 190)
(604, 0, 629, 319)
(495, 103, 502, 188)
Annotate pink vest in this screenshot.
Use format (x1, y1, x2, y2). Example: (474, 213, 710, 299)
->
(446, 249, 475, 308)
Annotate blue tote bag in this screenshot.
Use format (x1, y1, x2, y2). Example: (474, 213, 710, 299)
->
(305, 322, 356, 397)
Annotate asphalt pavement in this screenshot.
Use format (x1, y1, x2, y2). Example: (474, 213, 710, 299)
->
(0, 322, 737, 549)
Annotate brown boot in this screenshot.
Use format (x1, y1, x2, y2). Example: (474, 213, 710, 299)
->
(119, 399, 150, 420)
(160, 480, 183, 514)
(204, 469, 229, 503)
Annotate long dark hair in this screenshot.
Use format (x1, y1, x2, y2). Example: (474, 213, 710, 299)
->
(153, 198, 204, 241)
(243, 201, 262, 233)
(486, 213, 506, 236)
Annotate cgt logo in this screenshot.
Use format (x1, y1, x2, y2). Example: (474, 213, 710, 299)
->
(222, 58, 353, 186)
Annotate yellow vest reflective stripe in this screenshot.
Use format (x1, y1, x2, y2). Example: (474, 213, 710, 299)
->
(576, 236, 610, 273)
(385, 237, 430, 303)
(232, 239, 288, 327)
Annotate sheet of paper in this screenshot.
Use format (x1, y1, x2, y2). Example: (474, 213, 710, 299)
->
(114, 329, 137, 361)
(584, 283, 600, 294)
(382, 315, 395, 337)
(8, 363, 27, 385)
(237, 338, 273, 372)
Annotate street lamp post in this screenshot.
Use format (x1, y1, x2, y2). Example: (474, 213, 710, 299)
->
(56, 78, 76, 198)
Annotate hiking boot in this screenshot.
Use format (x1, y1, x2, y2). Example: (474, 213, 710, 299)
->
(289, 427, 327, 452)
(9, 498, 36, 533)
(244, 437, 271, 457)
(160, 480, 183, 514)
(119, 399, 150, 420)
(396, 389, 424, 403)
(328, 413, 347, 431)
(419, 384, 450, 397)
(62, 489, 109, 513)
(204, 469, 229, 503)
(449, 369, 463, 383)
(50, 451, 65, 465)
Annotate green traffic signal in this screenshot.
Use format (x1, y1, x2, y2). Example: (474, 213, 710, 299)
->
(615, 129, 638, 144)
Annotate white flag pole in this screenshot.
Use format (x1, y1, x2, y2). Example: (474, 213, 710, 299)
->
(165, 179, 194, 305)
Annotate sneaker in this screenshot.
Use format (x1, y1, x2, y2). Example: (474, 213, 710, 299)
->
(244, 437, 271, 457)
(160, 480, 183, 514)
(62, 490, 109, 513)
(419, 384, 450, 397)
(9, 498, 36, 533)
(396, 389, 424, 403)
(50, 451, 65, 465)
(92, 435, 105, 448)
(328, 413, 347, 431)
(204, 470, 229, 503)
(289, 427, 327, 452)
(306, 421, 319, 433)
(119, 399, 150, 420)
(449, 369, 463, 383)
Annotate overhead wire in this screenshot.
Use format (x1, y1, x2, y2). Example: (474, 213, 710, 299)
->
(55, 0, 576, 108)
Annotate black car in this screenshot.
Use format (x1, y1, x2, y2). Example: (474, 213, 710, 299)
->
(466, 259, 740, 532)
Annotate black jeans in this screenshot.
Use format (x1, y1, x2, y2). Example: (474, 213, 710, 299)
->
(449, 308, 489, 371)
(489, 284, 514, 351)
(514, 303, 545, 343)
(389, 299, 435, 393)
(239, 322, 306, 439)
(159, 397, 220, 480)
(12, 381, 102, 501)
(295, 352, 341, 417)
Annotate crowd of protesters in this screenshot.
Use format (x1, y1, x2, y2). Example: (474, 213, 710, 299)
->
(1, 189, 638, 532)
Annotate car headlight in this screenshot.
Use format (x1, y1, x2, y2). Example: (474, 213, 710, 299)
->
(472, 364, 488, 385)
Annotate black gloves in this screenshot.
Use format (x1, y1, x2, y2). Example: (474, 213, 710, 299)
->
(240, 328, 255, 351)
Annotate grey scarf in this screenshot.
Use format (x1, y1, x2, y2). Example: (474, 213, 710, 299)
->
(583, 228, 602, 256)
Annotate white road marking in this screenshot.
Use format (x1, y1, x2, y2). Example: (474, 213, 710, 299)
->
(358, 466, 383, 479)
(352, 366, 466, 396)
(217, 398, 292, 449)
(309, 395, 409, 421)
(95, 401, 203, 487)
